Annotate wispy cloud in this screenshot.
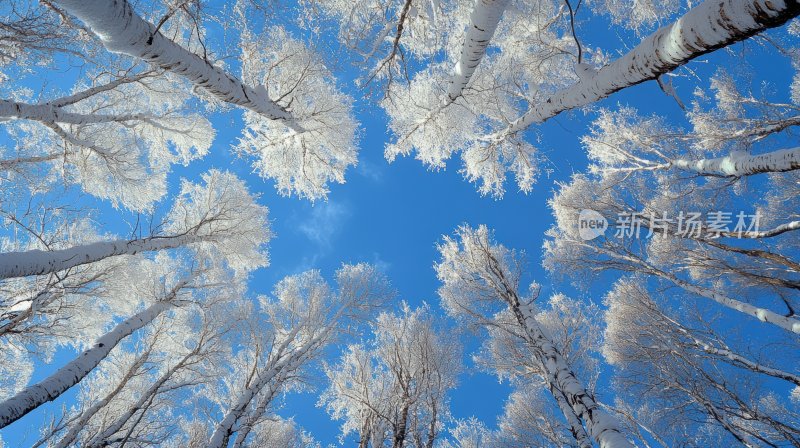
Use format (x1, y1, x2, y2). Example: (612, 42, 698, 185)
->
(288, 201, 352, 273)
(357, 158, 385, 183)
(370, 252, 391, 273)
(297, 200, 351, 250)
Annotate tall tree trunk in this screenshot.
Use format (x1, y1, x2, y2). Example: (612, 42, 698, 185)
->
(485, 0, 800, 143)
(486, 251, 631, 447)
(51, 0, 303, 131)
(586, 243, 800, 334)
(0, 283, 183, 429)
(657, 267, 800, 333)
(550, 387, 593, 448)
(392, 399, 411, 448)
(510, 304, 633, 448)
(447, 0, 510, 102)
(229, 370, 290, 448)
(0, 99, 149, 124)
(0, 234, 199, 279)
(670, 147, 800, 176)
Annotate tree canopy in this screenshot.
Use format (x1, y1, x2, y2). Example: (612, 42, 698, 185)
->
(1, 0, 799, 447)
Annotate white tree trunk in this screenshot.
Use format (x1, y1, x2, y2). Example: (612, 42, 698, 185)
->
(447, 0, 510, 102)
(589, 243, 800, 333)
(690, 338, 800, 386)
(0, 293, 179, 429)
(476, 243, 631, 447)
(671, 147, 800, 176)
(0, 234, 198, 279)
(512, 304, 633, 448)
(0, 99, 149, 125)
(486, 0, 800, 142)
(207, 352, 299, 448)
(229, 375, 286, 448)
(659, 268, 800, 334)
(51, 0, 303, 131)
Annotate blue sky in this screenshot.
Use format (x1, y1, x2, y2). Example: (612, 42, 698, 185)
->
(2, 2, 798, 446)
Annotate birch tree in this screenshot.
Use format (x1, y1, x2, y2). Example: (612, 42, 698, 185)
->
(0, 170, 269, 432)
(436, 225, 632, 448)
(583, 73, 800, 179)
(476, 293, 604, 448)
(366, 0, 800, 196)
(201, 264, 393, 448)
(0, 169, 270, 280)
(0, 253, 223, 429)
(603, 278, 800, 446)
(544, 61, 800, 437)
(544, 65, 800, 334)
(321, 302, 461, 448)
(545, 173, 800, 333)
(32, 297, 236, 448)
(50, 0, 359, 200)
(0, 69, 214, 210)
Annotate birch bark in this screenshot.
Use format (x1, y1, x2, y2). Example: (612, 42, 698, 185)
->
(0, 282, 184, 429)
(486, 0, 800, 143)
(51, 0, 303, 131)
(0, 234, 199, 280)
(447, 0, 510, 102)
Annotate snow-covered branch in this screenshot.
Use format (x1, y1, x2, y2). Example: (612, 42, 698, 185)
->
(51, 0, 304, 130)
(0, 170, 270, 279)
(447, 0, 510, 102)
(436, 225, 633, 448)
(486, 0, 800, 143)
(0, 280, 186, 429)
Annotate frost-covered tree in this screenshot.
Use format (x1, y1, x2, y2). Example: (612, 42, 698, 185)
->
(32, 294, 239, 448)
(313, 0, 800, 196)
(436, 225, 631, 448)
(321, 302, 461, 448)
(0, 250, 242, 429)
(543, 61, 800, 444)
(545, 172, 800, 333)
(475, 293, 604, 448)
(49, 0, 359, 200)
(0, 169, 270, 280)
(0, 68, 214, 210)
(603, 278, 800, 446)
(584, 73, 800, 179)
(544, 68, 800, 334)
(235, 25, 358, 199)
(200, 264, 393, 448)
(0, 170, 269, 391)
(0, 168, 270, 434)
